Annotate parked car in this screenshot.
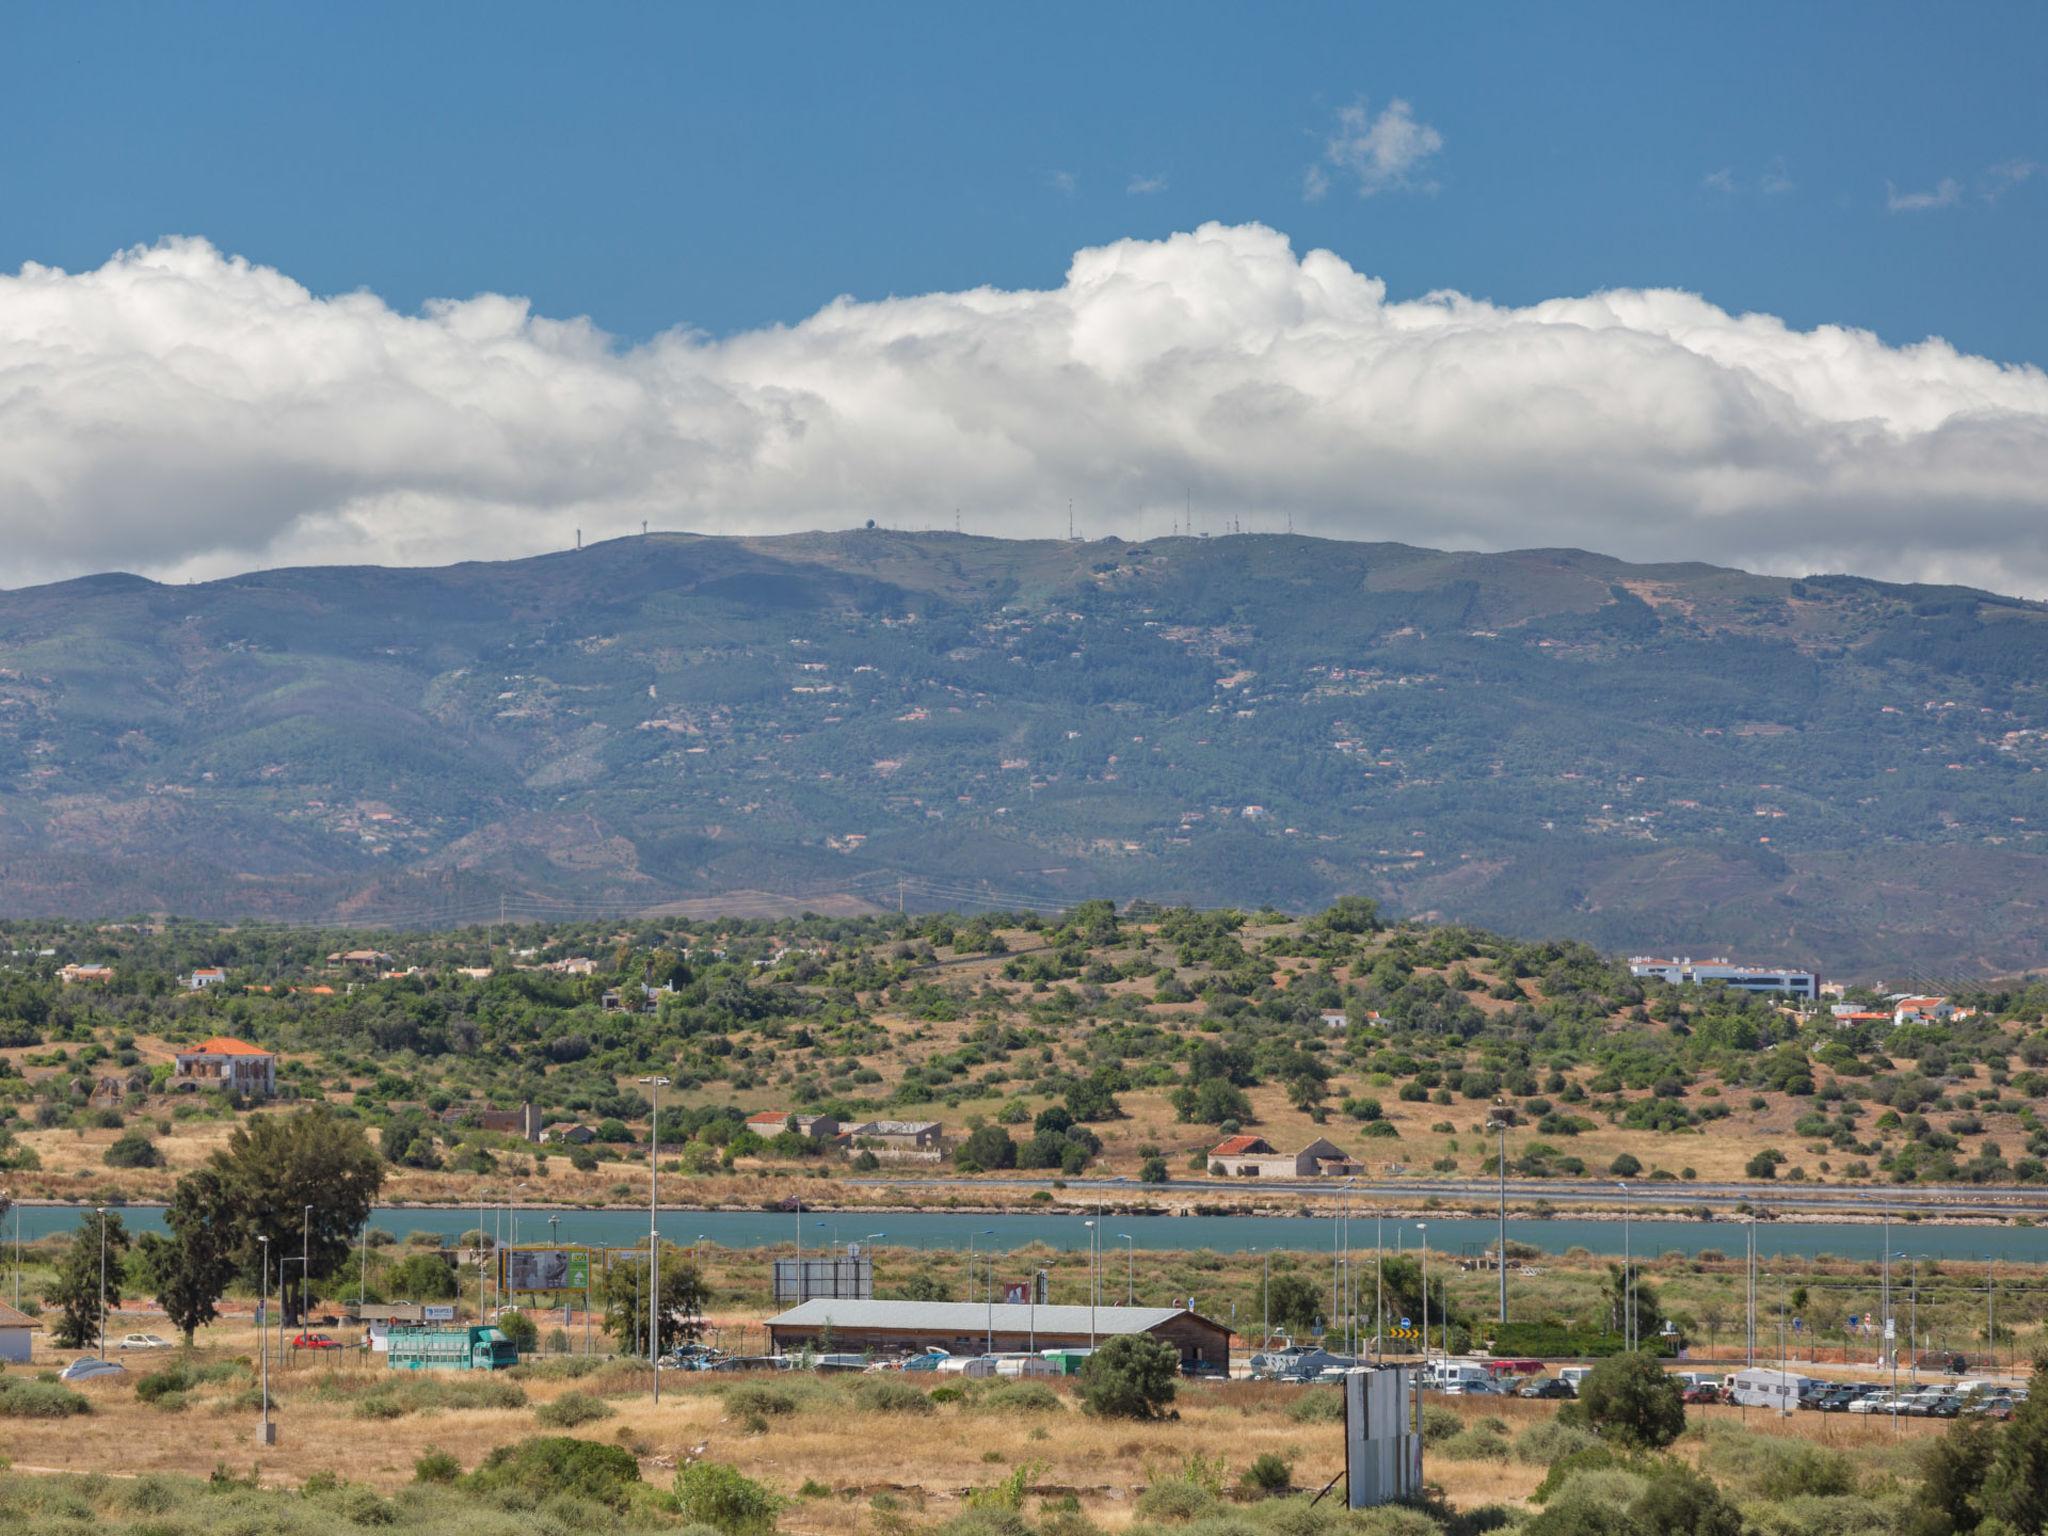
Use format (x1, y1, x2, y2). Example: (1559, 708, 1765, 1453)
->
(1520, 1378, 1576, 1400)
(291, 1332, 343, 1351)
(58, 1357, 127, 1382)
(117, 1333, 172, 1351)
(1682, 1383, 1724, 1405)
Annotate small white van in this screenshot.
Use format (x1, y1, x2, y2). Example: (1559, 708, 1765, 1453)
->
(1557, 1366, 1593, 1395)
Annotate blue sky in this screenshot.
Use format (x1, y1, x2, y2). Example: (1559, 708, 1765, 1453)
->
(5, 0, 2045, 359)
(5, 2, 2048, 594)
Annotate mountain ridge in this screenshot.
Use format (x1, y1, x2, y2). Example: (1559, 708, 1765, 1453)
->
(2, 528, 2044, 977)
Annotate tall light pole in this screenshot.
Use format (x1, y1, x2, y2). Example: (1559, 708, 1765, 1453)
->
(477, 1187, 489, 1320)
(9, 1190, 18, 1310)
(300, 1204, 313, 1332)
(1084, 1219, 1099, 1348)
(1616, 1182, 1633, 1350)
(257, 1234, 273, 1445)
(1374, 1212, 1384, 1362)
(95, 1206, 108, 1359)
(1488, 1105, 1509, 1326)
(977, 1228, 996, 1352)
(1744, 1215, 1756, 1367)
(1117, 1233, 1134, 1306)
(638, 1075, 669, 1401)
(1414, 1221, 1429, 1366)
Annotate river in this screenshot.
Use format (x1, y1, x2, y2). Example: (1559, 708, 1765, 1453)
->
(8, 1203, 2045, 1265)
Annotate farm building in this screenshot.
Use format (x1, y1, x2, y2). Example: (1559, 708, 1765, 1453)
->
(0, 1301, 37, 1364)
(763, 1299, 1232, 1372)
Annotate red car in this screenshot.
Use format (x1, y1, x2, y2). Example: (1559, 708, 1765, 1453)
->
(1682, 1384, 1723, 1405)
(291, 1332, 342, 1350)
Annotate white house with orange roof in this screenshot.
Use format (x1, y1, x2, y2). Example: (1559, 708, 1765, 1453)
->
(173, 1036, 277, 1098)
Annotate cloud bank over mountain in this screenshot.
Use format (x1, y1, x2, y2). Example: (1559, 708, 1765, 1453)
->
(5, 223, 2047, 593)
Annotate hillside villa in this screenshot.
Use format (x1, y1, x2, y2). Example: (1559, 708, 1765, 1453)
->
(172, 1036, 277, 1098)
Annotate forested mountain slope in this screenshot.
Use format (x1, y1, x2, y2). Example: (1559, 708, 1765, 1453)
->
(1, 530, 2044, 976)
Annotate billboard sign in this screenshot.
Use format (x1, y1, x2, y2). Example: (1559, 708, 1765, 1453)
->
(422, 1304, 457, 1323)
(503, 1248, 590, 1292)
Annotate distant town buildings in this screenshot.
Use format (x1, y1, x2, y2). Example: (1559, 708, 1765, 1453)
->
(183, 966, 228, 989)
(57, 963, 113, 985)
(1627, 956, 1820, 1000)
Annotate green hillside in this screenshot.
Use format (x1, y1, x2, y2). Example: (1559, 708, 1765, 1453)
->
(1, 530, 2044, 977)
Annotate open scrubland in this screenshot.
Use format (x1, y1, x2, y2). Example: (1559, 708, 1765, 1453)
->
(8, 902, 2048, 1219)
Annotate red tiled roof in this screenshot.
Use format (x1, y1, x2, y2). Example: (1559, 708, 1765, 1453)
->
(747, 1111, 792, 1125)
(1210, 1134, 1267, 1156)
(184, 1036, 271, 1057)
(0, 1302, 37, 1328)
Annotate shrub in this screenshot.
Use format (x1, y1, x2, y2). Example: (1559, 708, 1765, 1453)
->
(470, 1436, 643, 1510)
(535, 1390, 614, 1428)
(723, 1382, 798, 1431)
(135, 1364, 195, 1405)
(1134, 1478, 1217, 1521)
(414, 1447, 461, 1483)
(1515, 1418, 1599, 1465)
(1703, 1430, 1856, 1500)
(1420, 1404, 1465, 1445)
(1288, 1388, 1345, 1424)
(1441, 1426, 1513, 1462)
(1239, 1453, 1292, 1495)
(0, 1379, 90, 1417)
(975, 1380, 1062, 1414)
(1076, 1334, 1178, 1419)
(496, 1310, 539, 1352)
(853, 1376, 934, 1414)
(675, 1460, 784, 1536)
(104, 1130, 163, 1169)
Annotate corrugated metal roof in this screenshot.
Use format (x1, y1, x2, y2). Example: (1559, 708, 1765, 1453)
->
(765, 1299, 1228, 1335)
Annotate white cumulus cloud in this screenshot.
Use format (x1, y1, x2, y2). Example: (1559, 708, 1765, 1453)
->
(4, 225, 2048, 594)
(1887, 177, 1964, 212)
(1308, 97, 1443, 198)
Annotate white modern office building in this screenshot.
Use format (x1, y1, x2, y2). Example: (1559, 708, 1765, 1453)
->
(1627, 956, 1820, 1000)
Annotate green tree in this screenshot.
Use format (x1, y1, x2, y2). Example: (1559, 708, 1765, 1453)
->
(136, 1165, 239, 1342)
(1916, 1413, 1997, 1536)
(601, 1246, 709, 1357)
(1266, 1273, 1322, 1335)
(386, 1251, 459, 1301)
(1981, 1364, 2048, 1534)
(212, 1107, 385, 1324)
(1604, 1262, 1666, 1342)
(1077, 1333, 1179, 1419)
(1574, 1351, 1685, 1450)
(45, 1208, 129, 1350)
(1630, 1464, 1742, 1536)
(954, 1124, 1018, 1172)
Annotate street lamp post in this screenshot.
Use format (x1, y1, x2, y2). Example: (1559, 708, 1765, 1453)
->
(1489, 1105, 1509, 1325)
(257, 1234, 273, 1445)
(1117, 1233, 1134, 1306)
(1616, 1182, 1633, 1350)
(979, 1228, 997, 1352)
(1414, 1221, 1429, 1366)
(95, 1206, 108, 1359)
(638, 1075, 669, 1401)
(1083, 1219, 1099, 1348)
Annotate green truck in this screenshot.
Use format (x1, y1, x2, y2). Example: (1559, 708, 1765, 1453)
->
(385, 1325, 519, 1372)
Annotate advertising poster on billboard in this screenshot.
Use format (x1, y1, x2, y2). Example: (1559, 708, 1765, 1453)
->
(503, 1248, 590, 1292)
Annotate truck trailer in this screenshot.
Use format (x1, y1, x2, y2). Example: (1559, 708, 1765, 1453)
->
(386, 1326, 519, 1371)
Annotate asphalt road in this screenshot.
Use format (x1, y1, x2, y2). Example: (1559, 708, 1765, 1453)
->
(849, 1172, 2048, 1219)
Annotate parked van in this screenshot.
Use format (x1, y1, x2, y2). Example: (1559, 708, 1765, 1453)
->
(1556, 1366, 1594, 1395)
(1729, 1367, 1814, 1408)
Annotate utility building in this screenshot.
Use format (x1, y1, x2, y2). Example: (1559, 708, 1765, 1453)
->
(764, 1299, 1232, 1373)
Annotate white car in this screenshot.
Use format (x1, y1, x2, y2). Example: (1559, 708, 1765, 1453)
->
(1848, 1393, 1907, 1415)
(58, 1357, 128, 1382)
(118, 1333, 172, 1350)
